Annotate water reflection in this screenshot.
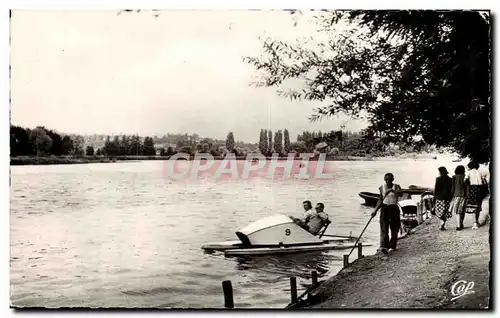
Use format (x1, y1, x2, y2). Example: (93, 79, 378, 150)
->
(233, 251, 338, 278)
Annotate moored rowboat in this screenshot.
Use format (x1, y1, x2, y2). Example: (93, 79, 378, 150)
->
(359, 187, 435, 206)
(408, 185, 434, 193)
(358, 192, 380, 207)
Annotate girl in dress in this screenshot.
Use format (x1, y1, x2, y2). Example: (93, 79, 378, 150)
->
(465, 161, 489, 229)
(449, 165, 467, 230)
(434, 167, 452, 230)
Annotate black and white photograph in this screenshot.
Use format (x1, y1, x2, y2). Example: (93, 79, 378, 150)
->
(7, 5, 492, 311)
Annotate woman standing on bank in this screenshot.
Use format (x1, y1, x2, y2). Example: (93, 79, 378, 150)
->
(465, 161, 489, 230)
(434, 167, 452, 230)
(449, 165, 467, 230)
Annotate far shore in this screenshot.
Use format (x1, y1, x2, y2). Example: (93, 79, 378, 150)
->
(10, 154, 439, 166)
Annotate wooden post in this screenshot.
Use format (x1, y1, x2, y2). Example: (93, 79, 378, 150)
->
(357, 242, 363, 259)
(311, 271, 318, 285)
(290, 277, 297, 303)
(343, 254, 349, 267)
(222, 280, 234, 308)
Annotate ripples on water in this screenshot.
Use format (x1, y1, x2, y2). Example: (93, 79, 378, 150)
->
(10, 158, 461, 308)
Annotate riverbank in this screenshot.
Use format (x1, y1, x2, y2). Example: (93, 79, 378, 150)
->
(291, 211, 491, 309)
(10, 154, 438, 166)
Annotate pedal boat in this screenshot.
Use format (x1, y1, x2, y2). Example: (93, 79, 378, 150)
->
(201, 214, 371, 256)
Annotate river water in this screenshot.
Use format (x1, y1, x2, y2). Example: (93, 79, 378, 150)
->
(10, 156, 463, 308)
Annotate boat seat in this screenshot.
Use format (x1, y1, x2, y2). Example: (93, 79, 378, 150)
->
(317, 219, 331, 239)
(420, 193, 435, 216)
(400, 203, 419, 233)
(400, 192, 412, 200)
(421, 191, 434, 198)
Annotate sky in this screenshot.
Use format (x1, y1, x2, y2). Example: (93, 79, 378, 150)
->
(10, 10, 368, 142)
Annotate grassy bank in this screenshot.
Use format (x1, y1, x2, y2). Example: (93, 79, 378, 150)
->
(289, 210, 490, 309)
(10, 153, 438, 166)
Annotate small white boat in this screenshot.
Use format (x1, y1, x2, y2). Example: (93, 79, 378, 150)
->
(202, 214, 371, 256)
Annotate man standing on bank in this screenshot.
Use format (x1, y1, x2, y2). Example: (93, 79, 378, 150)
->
(372, 173, 402, 254)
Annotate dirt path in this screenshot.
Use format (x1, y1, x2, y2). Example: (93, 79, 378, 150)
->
(298, 212, 491, 309)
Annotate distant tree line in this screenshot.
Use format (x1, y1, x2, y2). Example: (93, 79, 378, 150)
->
(100, 135, 158, 156)
(10, 125, 162, 158)
(11, 124, 437, 159)
(10, 125, 258, 159)
(294, 129, 436, 156)
(177, 132, 257, 157)
(10, 125, 84, 157)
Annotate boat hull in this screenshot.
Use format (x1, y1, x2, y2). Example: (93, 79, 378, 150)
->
(224, 241, 373, 256)
(202, 236, 372, 256)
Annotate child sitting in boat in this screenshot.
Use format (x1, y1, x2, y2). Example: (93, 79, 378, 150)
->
(290, 200, 314, 226)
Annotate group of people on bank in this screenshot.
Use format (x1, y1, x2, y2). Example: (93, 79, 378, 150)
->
(373, 161, 489, 255)
(289, 160, 489, 256)
(433, 161, 490, 231)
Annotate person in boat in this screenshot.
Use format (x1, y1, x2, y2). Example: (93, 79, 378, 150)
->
(372, 173, 402, 254)
(434, 167, 452, 230)
(306, 203, 330, 235)
(290, 201, 329, 235)
(465, 161, 489, 230)
(450, 165, 467, 231)
(290, 200, 314, 228)
(302, 200, 316, 219)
